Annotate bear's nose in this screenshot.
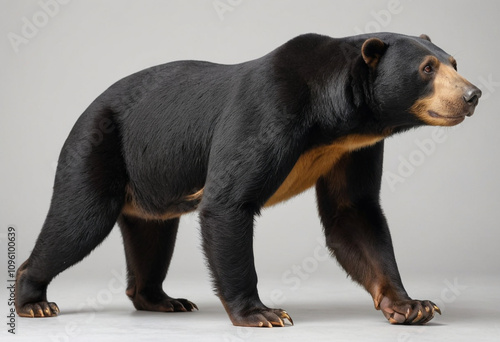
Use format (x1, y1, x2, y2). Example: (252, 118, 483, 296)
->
(463, 86, 482, 106)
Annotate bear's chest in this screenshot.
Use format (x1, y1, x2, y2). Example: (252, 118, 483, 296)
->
(264, 134, 386, 207)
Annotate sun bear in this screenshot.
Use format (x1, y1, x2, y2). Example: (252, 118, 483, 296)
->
(16, 33, 481, 326)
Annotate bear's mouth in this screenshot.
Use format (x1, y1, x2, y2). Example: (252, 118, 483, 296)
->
(428, 110, 468, 121)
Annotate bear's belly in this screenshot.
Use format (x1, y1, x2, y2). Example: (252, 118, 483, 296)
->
(264, 134, 386, 207)
(122, 134, 386, 220)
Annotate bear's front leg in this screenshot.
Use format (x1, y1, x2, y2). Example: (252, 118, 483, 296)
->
(199, 204, 293, 327)
(316, 142, 440, 325)
(197, 108, 303, 327)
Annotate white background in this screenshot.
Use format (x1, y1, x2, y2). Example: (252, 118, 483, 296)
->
(1, 0, 499, 341)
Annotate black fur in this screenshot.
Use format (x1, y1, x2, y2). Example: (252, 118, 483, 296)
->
(16, 33, 481, 326)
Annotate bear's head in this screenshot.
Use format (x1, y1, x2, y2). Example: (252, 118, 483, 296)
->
(361, 33, 481, 128)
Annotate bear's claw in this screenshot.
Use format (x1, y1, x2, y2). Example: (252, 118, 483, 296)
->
(231, 308, 293, 328)
(17, 301, 60, 318)
(380, 297, 440, 325)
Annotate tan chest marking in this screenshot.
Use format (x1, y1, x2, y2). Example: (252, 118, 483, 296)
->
(264, 134, 386, 207)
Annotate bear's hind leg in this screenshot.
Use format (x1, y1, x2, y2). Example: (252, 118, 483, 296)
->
(118, 215, 197, 312)
(16, 106, 127, 318)
(16, 168, 125, 318)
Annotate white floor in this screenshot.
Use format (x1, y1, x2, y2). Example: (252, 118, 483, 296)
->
(3, 274, 499, 342)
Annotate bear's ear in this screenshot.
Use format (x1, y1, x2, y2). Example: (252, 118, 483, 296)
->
(419, 34, 432, 42)
(361, 38, 387, 68)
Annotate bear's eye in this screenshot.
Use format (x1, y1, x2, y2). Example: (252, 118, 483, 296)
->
(423, 65, 433, 74)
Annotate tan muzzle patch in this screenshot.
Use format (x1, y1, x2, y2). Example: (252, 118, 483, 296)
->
(410, 57, 480, 126)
